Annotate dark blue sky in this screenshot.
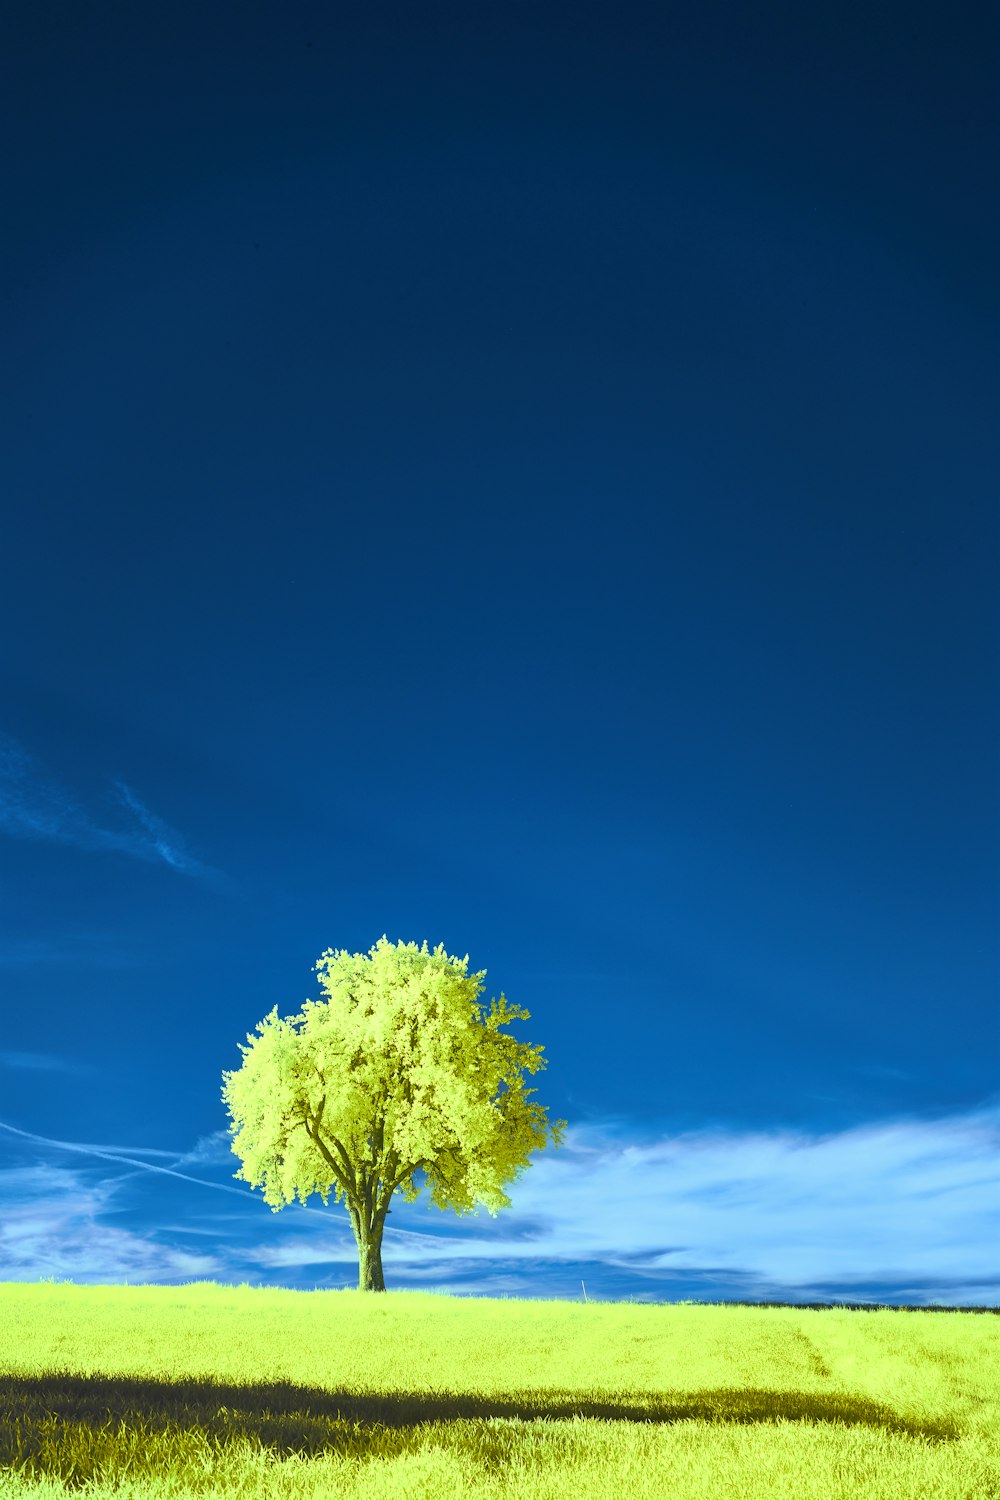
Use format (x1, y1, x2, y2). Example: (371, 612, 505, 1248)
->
(1, 1, 997, 1305)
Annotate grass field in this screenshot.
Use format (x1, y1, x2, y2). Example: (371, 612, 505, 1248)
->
(0, 1281, 996, 1498)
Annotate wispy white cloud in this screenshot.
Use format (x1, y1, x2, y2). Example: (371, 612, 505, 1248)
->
(171, 1131, 235, 1168)
(0, 1117, 335, 1284)
(0, 731, 228, 883)
(0, 1164, 220, 1282)
(1, 1102, 997, 1302)
(542, 1107, 1000, 1290)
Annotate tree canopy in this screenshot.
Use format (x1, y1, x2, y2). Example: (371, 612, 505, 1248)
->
(221, 935, 567, 1290)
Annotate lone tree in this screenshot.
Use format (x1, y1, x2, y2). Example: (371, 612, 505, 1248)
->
(221, 936, 568, 1292)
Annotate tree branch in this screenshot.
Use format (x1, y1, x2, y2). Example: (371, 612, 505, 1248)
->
(373, 1154, 436, 1219)
(325, 1131, 360, 1198)
(302, 1094, 359, 1200)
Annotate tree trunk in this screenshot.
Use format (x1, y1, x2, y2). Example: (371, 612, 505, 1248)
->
(352, 1208, 387, 1292)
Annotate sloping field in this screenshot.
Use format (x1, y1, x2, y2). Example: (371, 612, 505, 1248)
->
(0, 1281, 996, 1498)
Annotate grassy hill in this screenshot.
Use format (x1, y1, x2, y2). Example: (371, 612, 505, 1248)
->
(0, 1281, 996, 1498)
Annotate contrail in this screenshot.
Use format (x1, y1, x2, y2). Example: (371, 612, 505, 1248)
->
(0, 1118, 334, 1214)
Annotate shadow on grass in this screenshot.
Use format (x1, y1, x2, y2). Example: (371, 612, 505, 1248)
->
(0, 1369, 961, 1488)
(0, 1374, 959, 1476)
(0, 1368, 962, 1437)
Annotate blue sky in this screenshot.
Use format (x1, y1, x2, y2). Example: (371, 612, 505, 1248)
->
(1, 2, 997, 1306)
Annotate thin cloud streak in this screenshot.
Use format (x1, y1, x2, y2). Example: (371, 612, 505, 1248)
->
(0, 1120, 250, 1192)
(0, 1119, 331, 1215)
(0, 1051, 97, 1076)
(109, 778, 202, 874)
(0, 933, 141, 969)
(0, 731, 226, 882)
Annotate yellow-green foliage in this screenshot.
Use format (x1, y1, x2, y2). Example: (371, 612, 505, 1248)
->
(0, 1281, 996, 1498)
(220, 937, 566, 1234)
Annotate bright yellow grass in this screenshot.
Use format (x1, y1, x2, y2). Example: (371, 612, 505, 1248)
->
(0, 1281, 996, 1498)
